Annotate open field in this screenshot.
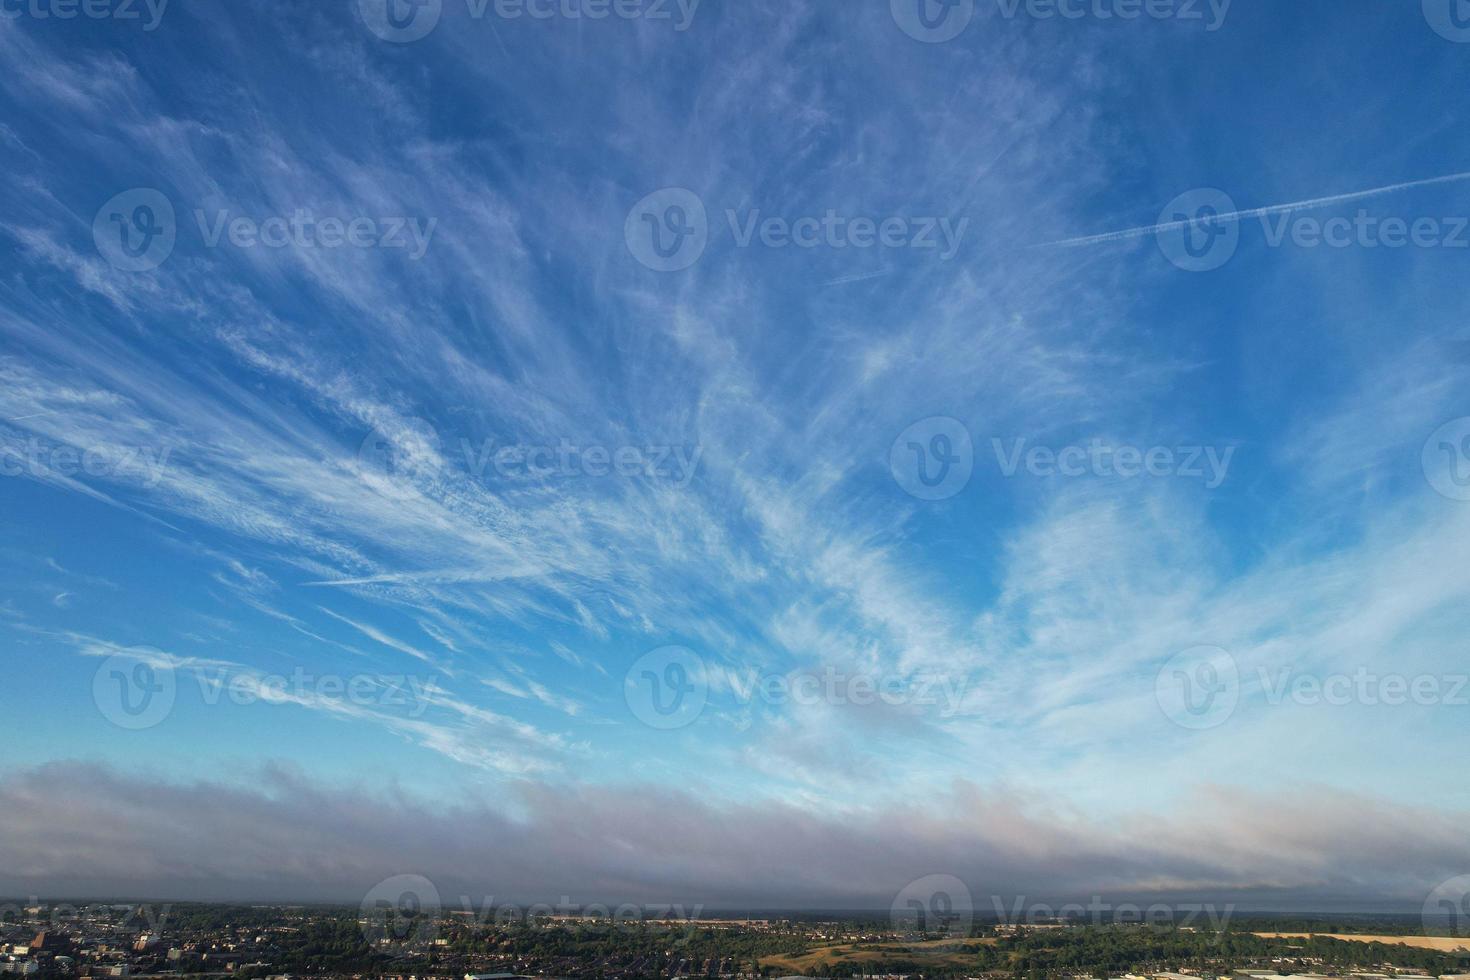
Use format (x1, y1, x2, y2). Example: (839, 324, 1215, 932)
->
(764, 932, 1470, 973)
(760, 937, 995, 973)
(1253, 932, 1470, 952)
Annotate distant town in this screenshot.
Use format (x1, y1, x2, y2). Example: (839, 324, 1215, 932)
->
(2, 900, 1468, 980)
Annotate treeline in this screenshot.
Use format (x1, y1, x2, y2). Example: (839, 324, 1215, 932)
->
(447, 921, 810, 960)
(1228, 916, 1439, 937)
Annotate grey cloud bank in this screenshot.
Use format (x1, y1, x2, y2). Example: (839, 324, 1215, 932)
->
(2, 763, 1466, 909)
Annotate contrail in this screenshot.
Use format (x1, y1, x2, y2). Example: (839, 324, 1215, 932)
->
(5, 412, 53, 422)
(1038, 170, 1470, 249)
(822, 268, 894, 286)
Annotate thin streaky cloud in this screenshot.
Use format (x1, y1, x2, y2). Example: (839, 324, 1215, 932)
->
(317, 607, 443, 668)
(822, 269, 895, 286)
(1, 1, 1467, 906)
(1038, 170, 1470, 248)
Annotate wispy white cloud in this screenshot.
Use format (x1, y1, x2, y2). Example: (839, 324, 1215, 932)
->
(0, 0, 1466, 899)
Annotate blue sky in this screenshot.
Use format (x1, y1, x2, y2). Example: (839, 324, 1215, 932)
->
(1, 0, 1470, 908)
